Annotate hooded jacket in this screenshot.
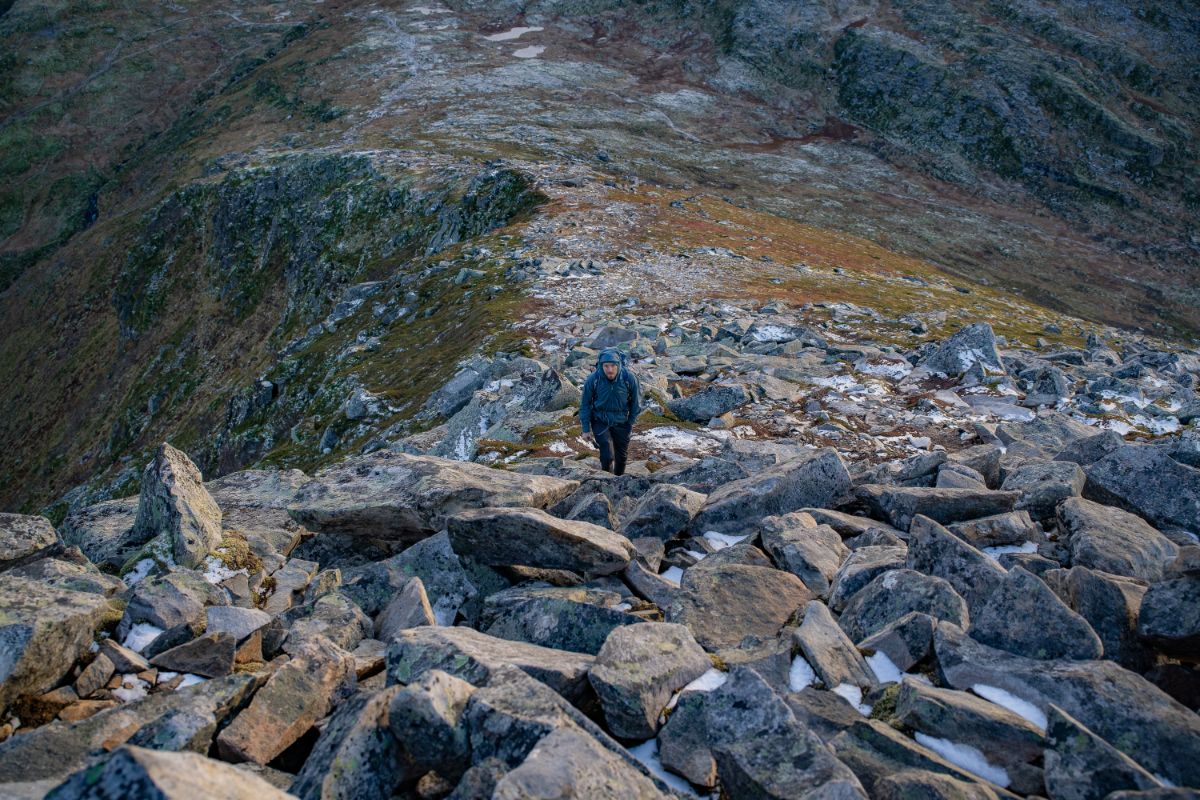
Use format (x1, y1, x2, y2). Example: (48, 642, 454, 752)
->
(579, 349, 641, 434)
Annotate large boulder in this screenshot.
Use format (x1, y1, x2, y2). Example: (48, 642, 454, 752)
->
(666, 563, 812, 651)
(288, 451, 577, 543)
(0, 576, 118, 712)
(1043, 706, 1162, 800)
(1085, 445, 1200, 533)
(838, 569, 969, 643)
(133, 443, 223, 569)
(46, 746, 293, 800)
(828, 545, 908, 612)
(619, 483, 705, 541)
(290, 686, 407, 800)
(968, 566, 1103, 660)
(1000, 460, 1085, 522)
(0, 514, 59, 568)
(216, 639, 355, 765)
(58, 496, 144, 571)
(1137, 576, 1200, 658)
(588, 622, 712, 739)
(1057, 497, 1178, 582)
(691, 448, 852, 535)
(920, 323, 1004, 377)
(934, 623, 1200, 787)
(479, 586, 643, 655)
(906, 516, 1007, 613)
(386, 626, 595, 703)
(340, 531, 478, 624)
(855, 485, 1020, 531)
(758, 512, 849, 596)
(446, 507, 634, 578)
(667, 383, 749, 422)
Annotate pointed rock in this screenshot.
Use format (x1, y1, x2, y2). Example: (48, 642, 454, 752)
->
(375, 577, 437, 641)
(133, 443, 223, 569)
(794, 601, 876, 689)
(619, 483, 705, 541)
(839, 569, 969, 643)
(149, 632, 236, 678)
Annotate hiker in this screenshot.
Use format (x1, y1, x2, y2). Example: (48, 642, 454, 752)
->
(579, 348, 641, 476)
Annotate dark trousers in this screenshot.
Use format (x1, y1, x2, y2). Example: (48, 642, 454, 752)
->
(593, 422, 632, 476)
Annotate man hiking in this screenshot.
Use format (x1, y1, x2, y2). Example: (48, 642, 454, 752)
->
(579, 348, 641, 476)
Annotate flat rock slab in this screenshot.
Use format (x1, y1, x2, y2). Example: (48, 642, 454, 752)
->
(387, 626, 595, 703)
(446, 507, 634, 577)
(46, 745, 293, 800)
(692, 448, 852, 535)
(480, 586, 643, 655)
(1057, 497, 1178, 582)
(856, 485, 1019, 531)
(795, 601, 875, 689)
(589, 622, 711, 739)
(0, 576, 117, 711)
(666, 563, 812, 651)
(0, 513, 59, 567)
(288, 451, 578, 542)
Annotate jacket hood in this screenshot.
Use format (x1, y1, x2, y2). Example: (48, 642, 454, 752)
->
(596, 349, 621, 366)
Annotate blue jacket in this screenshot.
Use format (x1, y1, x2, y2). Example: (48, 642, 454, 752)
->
(580, 363, 640, 433)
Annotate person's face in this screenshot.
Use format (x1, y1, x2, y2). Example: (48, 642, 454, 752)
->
(602, 362, 619, 379)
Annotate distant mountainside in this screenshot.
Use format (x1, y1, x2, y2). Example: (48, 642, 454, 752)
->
(0, 0, 1196, 513)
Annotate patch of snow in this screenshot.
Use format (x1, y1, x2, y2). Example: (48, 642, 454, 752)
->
(748, 324, 793, 343)
(660, 566, 684, 586)
(788, 656, 816, 691)
(614, 602, 633, 612)
(971, 684, 1047, 731)
(702, 531, 747, 550)
(855, 360, 913, 380)
(639, 426, 720, 453)
(113, 675, 149, 703)
(156, 671, 178, 684)
(512, 45, 545, 58)
(484, 25, 543, 41)
(176, 674, 206, 690)
(628, 739, 703, 797)
(865, 651, 903, 684)
(682, 668, 728, 693)
(683, 549, 708, 562)
(548, 441, 573, 454)
(982, 541, 1038, 560)
(122, 623, 164, 654)
(203, 556, 248, 586)
(913, 733, 1010, 787)
(832, 683, 872, 716)
(124, 558, 157, 587)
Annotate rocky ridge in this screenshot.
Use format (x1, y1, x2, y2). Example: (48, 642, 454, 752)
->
(2, 300, 1198, 799)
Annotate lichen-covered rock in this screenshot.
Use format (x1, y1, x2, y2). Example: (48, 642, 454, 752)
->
(133, 443, 223, 569)
(480, 585, 642, 655)
(216, 638, 355, 765)
(288, 451, 578, 542)
(919, 323, 1004, 377)
(838, 569, 969, 643)
(857, 612, 935, 672)
(1084, 444, 1200, 533)
(1057, 497, 1178, 582)
(340, 531, 477, 625)
(1060, 566, 1150, 670)
(619, 483, 705, 541)
(758, 512, 848, 596)
(666, 563, 812, 651)
(495, 726, 672, 799)
(1001, 460, 1085, 522)
(588, 622, 711, 739)
(446, 507, 634, 577)
(0, 576, 117, 712)
(692, 448, 852, 535)
(386, 626, 594, 703)
(667, 383, 748, 422)
(1043, 705, 1162, 800)
(0, 513, 59, 568)
(46, 745, 293, 800)
(968, 566, 1103, 660)
(1137, 576, 1200, 658)
(829, 545, 908, 612)
(856, 485, 1020, 531)
(795, 600, 876, 689)
(60, 497, 146, 571)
